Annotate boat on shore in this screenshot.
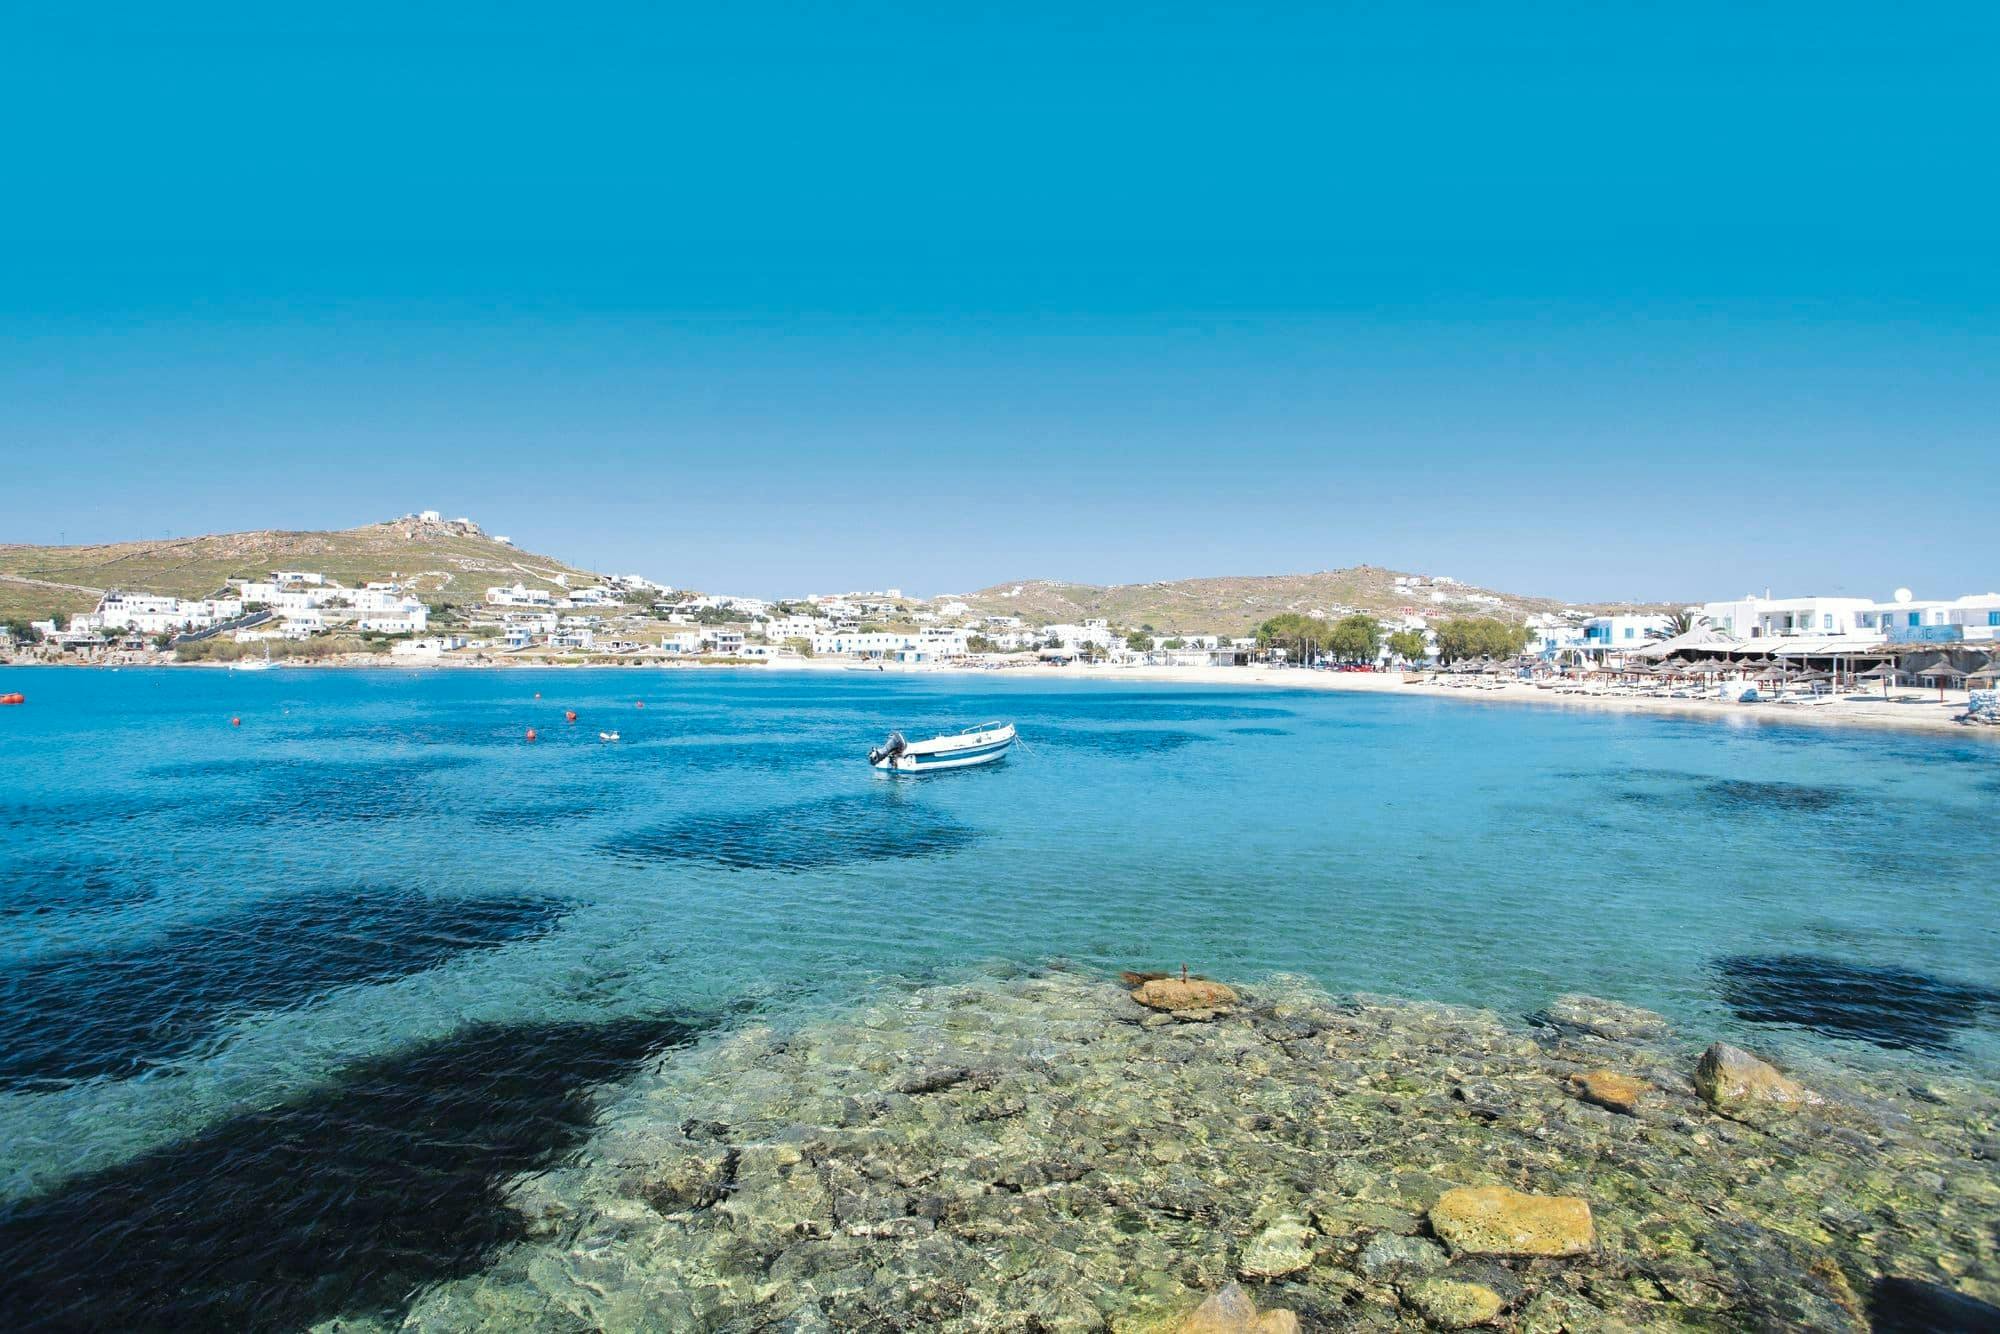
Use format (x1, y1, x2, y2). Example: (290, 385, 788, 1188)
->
(869, 721, 1015, 772)
(231, 646, 279, 672)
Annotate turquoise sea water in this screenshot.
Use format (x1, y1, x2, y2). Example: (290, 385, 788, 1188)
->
(2, 666, 1997, 1321)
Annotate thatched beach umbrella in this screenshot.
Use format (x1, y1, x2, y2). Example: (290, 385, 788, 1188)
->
(1924, 662, 1968, 703)
(1854, 661, 1899, 700)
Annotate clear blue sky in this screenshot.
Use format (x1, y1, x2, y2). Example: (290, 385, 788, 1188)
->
(3, 3, 1994, 602)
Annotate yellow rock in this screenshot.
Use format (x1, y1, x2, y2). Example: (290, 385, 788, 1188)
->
(1567, 1069, 1647, 1114)
(1429, 1185, 1593, 1257)
(1176, 1282, 1301, 1333)
(1406, 1277, 1505, 1327)
(1133, 978, 1240, 1012)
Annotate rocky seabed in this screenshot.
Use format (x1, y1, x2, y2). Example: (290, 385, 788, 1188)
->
(369, 971, 2000, 1331)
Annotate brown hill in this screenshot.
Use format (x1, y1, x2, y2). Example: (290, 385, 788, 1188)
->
(958, 568, 1664, 636)
(0, 519, 599, 622)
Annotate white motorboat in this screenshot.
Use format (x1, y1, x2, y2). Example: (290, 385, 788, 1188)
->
(869, 721, 1015, 773)
(232, 646, 279, 672)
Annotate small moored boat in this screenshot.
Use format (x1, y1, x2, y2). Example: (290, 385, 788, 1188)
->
(869, 721, 1015, 772)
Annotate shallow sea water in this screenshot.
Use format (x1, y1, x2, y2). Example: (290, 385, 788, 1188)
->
(1, 666, 1996, 1325)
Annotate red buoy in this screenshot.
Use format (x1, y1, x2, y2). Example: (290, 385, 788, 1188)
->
(229, 716, 241, 727)
(635, 700, 645, 709)
(0, 693, 24, 706)
(564, 710, 577, 722)
(525, 727, 538, 742)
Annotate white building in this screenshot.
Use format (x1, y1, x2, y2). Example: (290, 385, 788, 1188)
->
(703, 628, 746, 655)
(1855, 591, 2000, 643)
(809, 627, 970, 660)
(486, 582, 557, 608)
(1580, 613, 1673, 650)
(762, 614, 827, 642)
(92, 591, 244, 635)
(1044, 619, 1115, 652)
(391, 634, 468, 658)
(1698, 595, 1872, 640)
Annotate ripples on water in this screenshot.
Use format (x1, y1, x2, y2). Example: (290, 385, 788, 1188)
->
(0, 1013, 706, 1329)
(1609, 769, 1852, 815)
(1714, 953, 2000, 1054)
(604, 791, 981, 871)
(1034, 726, 1206, 756)
(0, 855, 156, 918)
(0, 886, 570, 1089)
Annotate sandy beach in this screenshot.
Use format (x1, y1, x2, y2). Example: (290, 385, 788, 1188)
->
(8, 652, 1993, 739)
(788, 658, 1997, 740)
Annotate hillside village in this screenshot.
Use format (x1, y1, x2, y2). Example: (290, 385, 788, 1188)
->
(4, 512, 1997, 671)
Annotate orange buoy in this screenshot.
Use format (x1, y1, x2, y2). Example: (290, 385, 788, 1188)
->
(525, 727, 538, 742)
(564, 710, 577, 722)
(0, 692, 24, 705)
(229, 716, 241, 727)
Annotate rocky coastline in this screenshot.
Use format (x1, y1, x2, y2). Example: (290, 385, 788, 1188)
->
(378, 970, 1999, 1331)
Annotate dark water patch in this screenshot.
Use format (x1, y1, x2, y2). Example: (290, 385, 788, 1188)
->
(0, 857, 156, 918)
(1714, 954, 2000, 1053)
(0, 886, 571, 1090)
(0, 791, 179, 833)
(0, 1013, 705, 1331)
(1034, 727, 1206, 758)
(469, 799, 603, 830)
(1607, 770, 1851, 816)
(605, 792, 980, 871)
(1701, 778, 1849, 813)
(659, 738, 849, 774)
(1867, 1276, 2000, 1333)
(1228, 726, 1290, 737)
(228, 756, 475, 825)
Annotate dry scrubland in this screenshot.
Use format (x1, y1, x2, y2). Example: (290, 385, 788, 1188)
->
(961, 572, 1672, 638)
(0, 521, 595, 621)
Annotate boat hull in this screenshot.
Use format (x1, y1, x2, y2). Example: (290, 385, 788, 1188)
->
(871, 724, 1015, 772)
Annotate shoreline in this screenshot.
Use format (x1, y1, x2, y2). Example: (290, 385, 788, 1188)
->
(8, 654, 1993, 741)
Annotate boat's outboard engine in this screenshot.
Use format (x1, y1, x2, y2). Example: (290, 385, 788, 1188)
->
(868, 731, 907, 766)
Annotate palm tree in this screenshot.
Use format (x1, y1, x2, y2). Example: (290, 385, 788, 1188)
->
(1651, 609, 1707, 639)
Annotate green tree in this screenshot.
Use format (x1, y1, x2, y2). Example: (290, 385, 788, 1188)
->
(1432, 617, 1533, 664)
(1325, 614, 1383, 663)
(966, 633, 998, 654)
(1162, 636, 1186, 650)
(1124, 630, 1152, 652)
(1257, 613, 1334, 664)
(784, 636, 814, 657)
(1386, 628, 1429, 663)
(1651, 609, 1705, 639)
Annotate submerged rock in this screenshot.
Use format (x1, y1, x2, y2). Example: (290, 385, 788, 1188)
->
(1567, 1069, 1647, 1115)
(382, 971, 2000, 1332)
(1428, 1186, 1593, 1257)
(1238, 1216, 1315, 1279)
(1694, 1042, 1823, 1109)
(1360, 1231, 1448, 1276)
(1404, 1276, 1505, 1328)
(1177, 1281, 1300, 1333)
(1535, 993, 1671, 1042)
